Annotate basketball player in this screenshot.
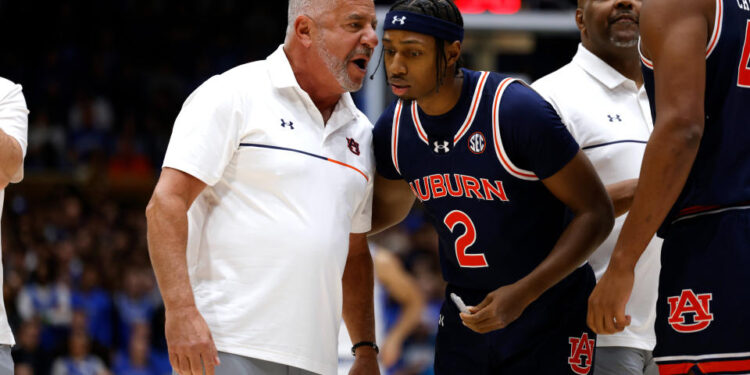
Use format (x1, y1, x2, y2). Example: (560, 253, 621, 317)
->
(587, 0, 750, 373)
(532, 0, 661, 373)
(371, 0, 614, 373)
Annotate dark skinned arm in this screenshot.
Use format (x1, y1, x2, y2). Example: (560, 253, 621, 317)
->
(461, 151, 614, 333)
(369, 174, 416, 235)
(606, 179, 639, 218)
(587, 0, 710, 335)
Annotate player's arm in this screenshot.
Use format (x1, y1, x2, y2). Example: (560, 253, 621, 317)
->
(587, 0, 710, 335)
(606, 178, 638, 218)
(146, 167, 219, 375)
(370, 174, 415, 235)
(0, 129, 22, 189)
(342, 233, 380, 374)
(461, 151, 613, 333)
(373, 247, 425, 367)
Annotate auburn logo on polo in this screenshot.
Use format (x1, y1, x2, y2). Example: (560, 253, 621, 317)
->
(568, 333, 594, 374)
(667, 289, 714, 333)
(346, 137, 360, 156)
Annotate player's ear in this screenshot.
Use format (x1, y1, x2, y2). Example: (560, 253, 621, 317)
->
(294, 15, 315, 48)
(445, 41, 462, 69)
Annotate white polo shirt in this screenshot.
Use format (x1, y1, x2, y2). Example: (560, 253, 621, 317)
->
(163, 45, 374, 375)
(0, 77, 29, 346)
(533, 44, 662, 351)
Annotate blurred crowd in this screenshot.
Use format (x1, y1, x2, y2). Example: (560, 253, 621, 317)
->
(0, 0, 577, 374)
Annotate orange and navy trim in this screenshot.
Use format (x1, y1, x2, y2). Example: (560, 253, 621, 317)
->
(656, 352, 750, 375)
(706, 0, 723, 58)
(491, 78, 539, 181)
(674, 200, 750, 223)
(239, 143, 369, 182)
(391, 100, 404, 175)
(410, 71, 490, 146)
(641, 0, 723, 69)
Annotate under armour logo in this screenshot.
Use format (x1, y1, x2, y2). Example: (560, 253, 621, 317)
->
(438, 314, 444, 327)
(392, 15, 407, 25)
(607, 114, 622, 122)
(433, 140, 450, 154)
(281, 119, 294, 130)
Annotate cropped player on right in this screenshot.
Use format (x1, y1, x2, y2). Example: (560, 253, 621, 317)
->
(588, 0, 750, 374)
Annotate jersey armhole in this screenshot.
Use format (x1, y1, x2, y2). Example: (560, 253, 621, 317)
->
(491, 79, 540, 181)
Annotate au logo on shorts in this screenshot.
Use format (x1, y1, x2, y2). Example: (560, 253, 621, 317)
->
(568, 333, 594, 374)
(468, 132, 486, 154)
(667, 289, 714, 333)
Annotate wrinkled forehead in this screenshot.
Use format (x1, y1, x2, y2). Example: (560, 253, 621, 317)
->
(326, 0, 376, 20)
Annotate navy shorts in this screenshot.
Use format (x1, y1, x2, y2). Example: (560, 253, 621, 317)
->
(654, 209, 750, 375)
(434, 265, 597, 374)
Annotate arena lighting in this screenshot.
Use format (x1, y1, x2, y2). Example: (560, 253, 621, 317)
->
(454, 0, 522, 14)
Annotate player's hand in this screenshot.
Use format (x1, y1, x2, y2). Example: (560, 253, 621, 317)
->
(349, 347, 380, 375)
(380, 334, 403, 367)
(459, 283, 532, 334)
(587, 264, 634, 334)
(165, 305, 220, 375)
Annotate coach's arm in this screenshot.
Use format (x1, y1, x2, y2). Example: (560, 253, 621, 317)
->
(461, 151, 614, 333)
(0, 129, 22, 190)
(146, 167, 220, 375)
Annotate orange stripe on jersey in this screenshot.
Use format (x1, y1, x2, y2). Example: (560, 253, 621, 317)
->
(392, 101, 403, 175)
(411, 102, 430, 144)
(492, 78, 538, 180)
(706, 0, 723, 58)
(659, 359, 750, 375)
(454, 71, 490, 144)
(327, 158, 369, 182)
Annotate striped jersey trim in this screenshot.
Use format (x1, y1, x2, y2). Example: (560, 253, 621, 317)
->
(491, 78, 539, 181)
(706, 0, 723, 58)
(411, 71, 491, 146)
(673, 202, 750, 224)
(239, 143, 369, 182)
(656, 352, 750, 375)
(639, 38, 654, 70)
(392, 101, 404, 175)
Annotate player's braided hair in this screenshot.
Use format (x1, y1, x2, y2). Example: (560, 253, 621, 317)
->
(389, 0, 465, 87)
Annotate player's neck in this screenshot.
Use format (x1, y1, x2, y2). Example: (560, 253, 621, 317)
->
(417, 73, 464, 116)
(588, 43, 644, 87)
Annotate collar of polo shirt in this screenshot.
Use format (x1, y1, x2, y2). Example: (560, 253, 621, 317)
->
(573, 44, 634, 90)
(267, 45, 359, 121)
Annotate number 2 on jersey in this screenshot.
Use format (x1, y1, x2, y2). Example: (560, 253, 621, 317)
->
(443, 210, 489, 268)
(739, 20, 750, 88)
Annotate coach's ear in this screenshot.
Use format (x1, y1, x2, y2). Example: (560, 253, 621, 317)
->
(294, 15, 315, 48)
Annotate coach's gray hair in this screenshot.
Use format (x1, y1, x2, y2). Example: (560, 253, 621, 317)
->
(286, 0, 335, 39)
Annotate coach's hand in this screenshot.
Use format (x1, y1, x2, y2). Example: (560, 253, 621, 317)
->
(349, 347, 380, 375)
(166, 305, 220, 375)
(460, 283, 532, 334)
(587, 264, 633, 334)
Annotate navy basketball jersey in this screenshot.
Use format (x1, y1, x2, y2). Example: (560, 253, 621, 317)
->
(641, 0, 750, 230)
(373, 69, 580, 290)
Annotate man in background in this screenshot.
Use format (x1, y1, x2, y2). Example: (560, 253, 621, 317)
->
(532, 0, 660, 373)
(0, 76, 29, 375)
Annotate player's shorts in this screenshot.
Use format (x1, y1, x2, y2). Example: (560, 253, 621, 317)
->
(434, 265, 596, 374)
(653, 208, 750, 375)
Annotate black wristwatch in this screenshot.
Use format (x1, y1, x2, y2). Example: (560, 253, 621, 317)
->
(351, 341, 379, 356)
